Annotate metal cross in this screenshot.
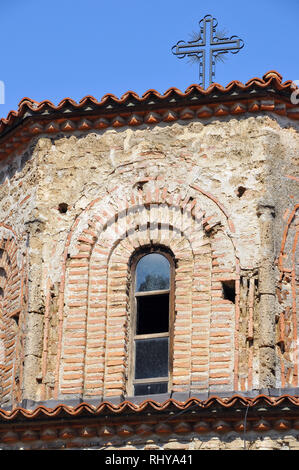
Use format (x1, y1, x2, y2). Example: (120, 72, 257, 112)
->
(172, 15, 244, 89)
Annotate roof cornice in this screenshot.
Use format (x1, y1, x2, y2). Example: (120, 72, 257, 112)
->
(1, 393, 299, 422)
(1, 394, 299, 444)
(0, 71, 298, 163)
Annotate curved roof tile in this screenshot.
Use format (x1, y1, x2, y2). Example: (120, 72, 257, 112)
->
(0, 70, 297, 162)
(0, 394, 299, 422)
(0, 70, 294, 127)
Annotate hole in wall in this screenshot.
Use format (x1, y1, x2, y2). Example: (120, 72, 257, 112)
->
(278, 340, 285, 354)
(134, 180, 148, 191)
(0, 268, 7, 278)
(222, 280, 236, 303)
(58, 203, 68, 214)
(237, 186, 246, 198)
(11, 315, 19, 334)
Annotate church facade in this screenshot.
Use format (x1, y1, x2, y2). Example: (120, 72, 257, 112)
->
(0, 70, 298, 450)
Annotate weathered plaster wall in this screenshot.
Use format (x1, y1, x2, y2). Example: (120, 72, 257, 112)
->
(0, 113, 298, 406)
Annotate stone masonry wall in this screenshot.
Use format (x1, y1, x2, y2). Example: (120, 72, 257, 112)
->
(0, 113, 298, 405)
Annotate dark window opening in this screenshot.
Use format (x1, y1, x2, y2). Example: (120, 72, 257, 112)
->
(135, 337, 169, 379)
(136, 293, 169, 334)
(132, 251, 172, 396)
(222, 280, 236, 303)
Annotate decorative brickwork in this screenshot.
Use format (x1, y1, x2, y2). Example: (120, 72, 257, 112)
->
(277, 205, 299, 387)
(50, 183, 239, 400)
(0, 227, 25, 407)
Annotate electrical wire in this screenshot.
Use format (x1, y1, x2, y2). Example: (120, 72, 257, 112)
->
(243, 403, 250, 450)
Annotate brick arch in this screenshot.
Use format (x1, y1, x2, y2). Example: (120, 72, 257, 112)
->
(277, 205, 299, 387)
(54, 184, 238, 398)
(102, 228, 196, 398)
(60, 200, 200, 397)
(0, 228, 24, 406)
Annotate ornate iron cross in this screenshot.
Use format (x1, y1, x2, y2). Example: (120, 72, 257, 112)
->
(172, 15, 244, 89)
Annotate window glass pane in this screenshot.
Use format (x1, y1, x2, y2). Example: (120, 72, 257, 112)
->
(136, 293, 169, 334)
(135, 337, 168, 379)
(136, 253, 170, 292)
(134, 382, 168, 396)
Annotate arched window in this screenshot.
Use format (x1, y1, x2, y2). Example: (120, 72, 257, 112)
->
(129, 250, 174, 396)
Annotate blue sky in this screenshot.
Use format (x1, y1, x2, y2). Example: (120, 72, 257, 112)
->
(0, 0, 298, 119)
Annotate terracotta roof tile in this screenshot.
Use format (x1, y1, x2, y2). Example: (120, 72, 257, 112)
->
(0, 394, 299, 422)
(0, 70, 294, 127)
(0, 70, 297, 162)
